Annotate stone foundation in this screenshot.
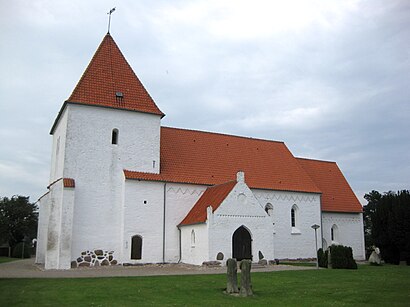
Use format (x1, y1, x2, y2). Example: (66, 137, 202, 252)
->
(71, 249, 118, 268)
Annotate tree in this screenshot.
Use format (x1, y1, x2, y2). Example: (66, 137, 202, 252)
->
(363, 190, 382, 256)
(364, 190, 410, 264)
(0, 196, 38, 249)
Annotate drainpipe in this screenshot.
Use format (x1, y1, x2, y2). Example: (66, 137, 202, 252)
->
(177, 226, 182, 263)
(319, 193, 323, 249)
(162, 183, 167, 263)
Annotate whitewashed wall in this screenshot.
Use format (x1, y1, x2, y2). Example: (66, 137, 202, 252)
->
(164, 183, 207, 262)
(208, 179, 275, 263)
(35, 193, 50, 264)
(42, 102, 362, 268)
(121, 180, 164, 263)
(322, 212, 365, 260)
(253, 189, 322, 259)
(50, 108, 68, 182)
(44, 180, 75, 269)
(51, 104, 161, 267)
(180, 223, 208, 265)
(122, 180, 206, 263)
(123, 177, 322, 264)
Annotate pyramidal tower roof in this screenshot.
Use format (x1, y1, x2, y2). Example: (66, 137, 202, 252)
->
(67, 33, 164, 117)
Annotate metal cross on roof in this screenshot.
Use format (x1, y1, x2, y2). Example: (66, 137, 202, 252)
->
(107, 7, 116, 34)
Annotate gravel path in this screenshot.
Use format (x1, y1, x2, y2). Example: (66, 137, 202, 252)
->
(0, 258, 316, 279)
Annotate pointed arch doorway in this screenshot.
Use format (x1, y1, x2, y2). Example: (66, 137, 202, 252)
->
(232, 226, 252, 261)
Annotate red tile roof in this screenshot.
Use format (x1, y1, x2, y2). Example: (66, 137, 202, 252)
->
(63, 178, 75, 188)
(179, 181, 237, 226)
(297, 158, 362, 212)
(126, 127, 321, 193)
(67, 34, 164, 117)
(47, 177, 75, 189)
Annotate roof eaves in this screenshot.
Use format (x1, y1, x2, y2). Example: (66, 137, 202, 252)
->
(124, 172, 322, 194)
(296, 157, 337, 164)
(250, 186, 322, 195)
(36, 191, 50, 203)
(322, 209, 363, 213)
(50, 101, 68, 135)
(178, 221, 206, 227)
(67, 100, 165, 117)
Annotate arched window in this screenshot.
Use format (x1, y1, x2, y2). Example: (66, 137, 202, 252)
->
(112, 128, 119, 145)
(191, 230, 196, 247)
(131, 235, 142, 260)
(291, 206, 296, 227)
(290, 204, 300, 233)
(265, 203, 273, 216)
(331, 224, 338, 243)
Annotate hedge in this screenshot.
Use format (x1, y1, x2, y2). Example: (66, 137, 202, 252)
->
(318, 245, 357, 269)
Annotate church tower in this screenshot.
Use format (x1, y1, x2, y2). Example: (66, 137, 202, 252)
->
(37, 34, 164, 269)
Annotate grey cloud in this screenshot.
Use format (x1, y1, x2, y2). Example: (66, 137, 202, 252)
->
(0, 1, 409, 204)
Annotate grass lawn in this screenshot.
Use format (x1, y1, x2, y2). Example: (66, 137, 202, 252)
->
(0, 257, 20, 264)
(279, 261, 316, 267)
(1, 264, 409, 306)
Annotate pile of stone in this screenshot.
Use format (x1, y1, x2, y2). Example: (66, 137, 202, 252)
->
(71, 249, 117, 268)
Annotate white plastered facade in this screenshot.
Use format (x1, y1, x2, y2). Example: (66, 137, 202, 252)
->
(322, 212, 365, 260)
(37, 103, 365, 269)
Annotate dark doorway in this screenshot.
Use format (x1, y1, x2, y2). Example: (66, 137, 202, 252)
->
(131, 235, 142, 260)
(232, 226, 252, 261)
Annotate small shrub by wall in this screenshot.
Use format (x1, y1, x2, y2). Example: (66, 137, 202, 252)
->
(330, 245, 357, 269)
(317, 248, 328, 268)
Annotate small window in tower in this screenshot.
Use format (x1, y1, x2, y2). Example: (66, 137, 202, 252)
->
(112, 129, 119, 145)
(191, 230, 196, 247)
(116, 92, 124, 103)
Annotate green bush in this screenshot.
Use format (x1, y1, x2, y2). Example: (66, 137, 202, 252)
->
(330, 245, 357, 269)
(12, 242, 31, 258)
(317, 248, 328, 268)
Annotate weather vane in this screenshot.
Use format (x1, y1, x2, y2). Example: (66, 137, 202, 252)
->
(107, 7, 116, 34)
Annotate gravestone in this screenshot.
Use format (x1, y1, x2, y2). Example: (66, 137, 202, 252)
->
(368, 251, 381, 265)
(226, 258, 239, 294)
(239, 260, 253, 296)
(258, 251, 264, 260)
(217, 252, 224, 261)
(327, 247, 332, 269)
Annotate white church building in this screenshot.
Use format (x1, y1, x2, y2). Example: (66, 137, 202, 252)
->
(36, 34, 365, 269)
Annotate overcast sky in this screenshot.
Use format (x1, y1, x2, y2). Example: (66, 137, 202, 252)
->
(1, 0, 409, 205)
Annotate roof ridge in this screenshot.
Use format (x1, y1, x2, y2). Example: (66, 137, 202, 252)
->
(66, 34, 164, 116)
(207, 180, 237, 189)
(179, 180, 237, 226)
(296, 157, 337, 164)
(161, 126, 285, 144)
(68, 34, 110, 102)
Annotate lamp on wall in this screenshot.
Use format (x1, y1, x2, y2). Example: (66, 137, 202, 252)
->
(311, 224, 320, 269)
